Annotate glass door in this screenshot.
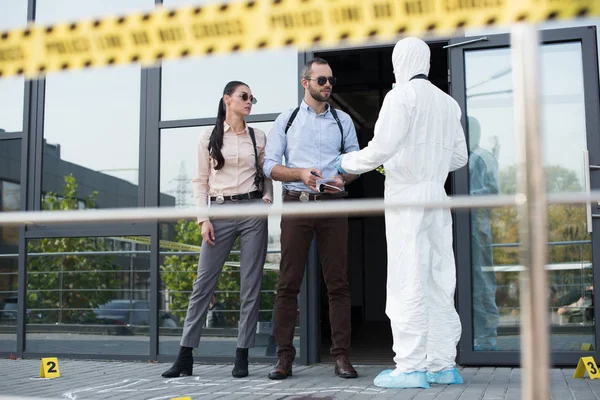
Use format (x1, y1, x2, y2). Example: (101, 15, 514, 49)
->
(450, 26, 600, 366)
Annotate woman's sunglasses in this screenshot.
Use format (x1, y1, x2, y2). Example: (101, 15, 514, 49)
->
(308, 76, 337, 86)
(236, 92, 258, 104)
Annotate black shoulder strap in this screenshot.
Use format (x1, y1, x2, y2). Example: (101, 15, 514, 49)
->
(248, 127, 263, 192)
(329, 107, 345, 153)
(284, 107, 300, 134)
(248, 127, 258, 157)
(285, 106, 345, 153)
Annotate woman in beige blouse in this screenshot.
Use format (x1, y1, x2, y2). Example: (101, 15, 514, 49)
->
(163, 81, 273, 379)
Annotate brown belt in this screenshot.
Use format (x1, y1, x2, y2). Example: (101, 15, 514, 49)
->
(283, 189, 347, 202)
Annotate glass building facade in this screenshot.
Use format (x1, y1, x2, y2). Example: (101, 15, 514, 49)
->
(1, 0, 599, 366)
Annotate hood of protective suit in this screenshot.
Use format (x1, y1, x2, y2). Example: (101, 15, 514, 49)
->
(392, 37, 431, 85)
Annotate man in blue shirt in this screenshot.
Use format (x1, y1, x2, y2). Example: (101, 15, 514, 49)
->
(263, 58, 360, 380)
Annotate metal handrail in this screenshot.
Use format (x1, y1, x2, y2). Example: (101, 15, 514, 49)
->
(0, 249, 282, 257)
(21, 307, 277, 313)
(491, 240, 591, 248)
(23, 288, 278, 294)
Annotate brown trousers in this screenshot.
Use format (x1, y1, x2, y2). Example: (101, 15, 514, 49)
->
(273, 194, 351, 360)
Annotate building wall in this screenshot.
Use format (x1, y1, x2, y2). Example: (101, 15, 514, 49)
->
(1, 1, 598, 363)
(0, 0, 299, 360)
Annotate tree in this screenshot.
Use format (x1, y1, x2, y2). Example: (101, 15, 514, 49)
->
(498, 164, 582, 195)
(493, 164, 586, 263)
(27, 175, 122, 324)
(489, 165, 591, 313)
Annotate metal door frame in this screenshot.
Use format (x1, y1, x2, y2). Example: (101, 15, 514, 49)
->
(450, 26, 600, 366)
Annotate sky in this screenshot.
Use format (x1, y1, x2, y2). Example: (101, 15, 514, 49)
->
(465, 43, 588, 193)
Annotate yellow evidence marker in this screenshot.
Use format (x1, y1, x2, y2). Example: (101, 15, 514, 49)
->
(39, 357, 60, 378)
(573, 356, 600, 379)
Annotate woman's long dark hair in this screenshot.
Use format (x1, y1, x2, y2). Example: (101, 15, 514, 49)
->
(208, 80, 248, 170)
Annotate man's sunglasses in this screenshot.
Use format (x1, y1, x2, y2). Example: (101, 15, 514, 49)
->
(308, 76, 337, 86)
(236, 92, 258, 104)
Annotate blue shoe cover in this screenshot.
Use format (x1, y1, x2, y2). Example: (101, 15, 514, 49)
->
(373, 370, 430, 389)
(426, 368, 463, 385)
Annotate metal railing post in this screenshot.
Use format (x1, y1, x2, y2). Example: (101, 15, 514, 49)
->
(511, 23, 550, 400)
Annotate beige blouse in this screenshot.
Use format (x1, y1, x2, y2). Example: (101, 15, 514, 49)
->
(192, 122, 273, 223)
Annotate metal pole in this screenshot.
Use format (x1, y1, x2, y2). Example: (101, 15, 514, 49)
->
(3, 192, 600, 226)
(511, 24, 550, 400)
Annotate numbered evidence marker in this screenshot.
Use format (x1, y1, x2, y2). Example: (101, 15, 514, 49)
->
(573, 356, 600, 379)
(39, 357, 60, 378)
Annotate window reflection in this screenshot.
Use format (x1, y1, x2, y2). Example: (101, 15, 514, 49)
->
(161, 0, 299, 123)
(158, 2, 299, 120)
(466, 42, 594, 352)
(37, 0, 154, 210)
(159, 126, 200, 209)
(163, 0, 218, 7)
(2, 181, 20, 245)
(0, 256, 18, 352)
(42, 68, 142, 209)
(0, 0, 27, 133)
(26, 236, 151, 355)
(35, 0, 154, 24)
(161, 49, 299, 120)
(0, 140, 21, 246)
(0, 141, 21, 354)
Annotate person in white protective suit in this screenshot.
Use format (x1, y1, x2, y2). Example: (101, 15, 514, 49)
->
(335, 37, 468, 389)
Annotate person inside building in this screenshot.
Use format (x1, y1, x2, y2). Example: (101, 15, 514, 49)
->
(263, 58, 360, 380)
(468, 116, 500, 351)
(162, 80, 273, 379)
(557, 285, 594, 324)
(335, 37, 468, 388)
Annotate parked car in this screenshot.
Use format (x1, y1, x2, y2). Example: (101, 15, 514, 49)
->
(0, 298, 17, 325)
(93, 299, 178, 327)
(0, 297, 42, 325)
(79, 299, 179, 335)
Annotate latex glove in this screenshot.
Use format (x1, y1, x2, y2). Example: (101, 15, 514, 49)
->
(334, 154, 348, 175)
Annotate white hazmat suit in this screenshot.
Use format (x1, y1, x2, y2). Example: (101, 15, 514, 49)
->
(336, 37, 468, 388)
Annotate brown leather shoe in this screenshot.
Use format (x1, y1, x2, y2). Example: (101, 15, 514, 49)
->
(334, 355, 358, 379)
(268, 357, 293, 380)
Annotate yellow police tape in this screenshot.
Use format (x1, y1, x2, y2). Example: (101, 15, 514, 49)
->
(0, 0, 598, 79)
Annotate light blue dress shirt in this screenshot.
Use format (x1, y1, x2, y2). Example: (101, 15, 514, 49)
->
(263, 100, 360, 193)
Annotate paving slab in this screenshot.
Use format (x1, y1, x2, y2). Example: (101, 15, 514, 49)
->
(1, 359, 600, 399)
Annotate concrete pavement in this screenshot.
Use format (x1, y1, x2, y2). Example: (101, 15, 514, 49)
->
(1, 359, 600, 399)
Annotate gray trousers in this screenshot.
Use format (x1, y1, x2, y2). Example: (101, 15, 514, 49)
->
(180, 199, 268, 349)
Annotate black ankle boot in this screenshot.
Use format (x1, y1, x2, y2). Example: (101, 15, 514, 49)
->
(232, 347, 249, 378)
(162, 346, 193, 378)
